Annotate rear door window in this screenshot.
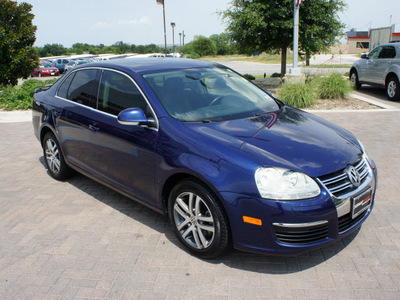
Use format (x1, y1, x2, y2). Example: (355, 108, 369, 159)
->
(379, 46, 396, 59)
(58, 69, 100, 108)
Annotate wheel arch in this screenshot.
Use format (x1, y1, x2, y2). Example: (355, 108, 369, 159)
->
(385, 72, 399, 85)
(39, 125, 57, 147)
(160, 172, 230, 224)
(350, 67, 358, 74)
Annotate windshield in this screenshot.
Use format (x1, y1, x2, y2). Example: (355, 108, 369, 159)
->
(143, 67, 279, 122)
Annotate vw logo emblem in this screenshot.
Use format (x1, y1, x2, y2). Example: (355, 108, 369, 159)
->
(346, 166, 361, 187)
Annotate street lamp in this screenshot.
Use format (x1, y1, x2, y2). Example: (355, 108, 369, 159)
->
(170, 22, 176, 55)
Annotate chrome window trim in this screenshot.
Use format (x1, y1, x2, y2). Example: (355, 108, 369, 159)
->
(55, 67, 159, 130)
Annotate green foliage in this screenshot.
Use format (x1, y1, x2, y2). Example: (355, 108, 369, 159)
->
(271, 73, 281, 78)
(209, 33, 237, 55)
(243, 74, 256, 80)
(314, 73, 352, 99)
(0, 0, 39, 86)
(222, 0, 346, 76)
(0, 78, 57, 110)
(278, 82, 317, 108)
(182, 35, 217, 57)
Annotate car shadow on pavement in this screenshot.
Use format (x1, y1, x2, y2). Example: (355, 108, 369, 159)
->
(39, 157, 360, 274)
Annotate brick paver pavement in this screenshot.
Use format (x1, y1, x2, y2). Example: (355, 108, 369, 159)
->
(0, 109, 399, 299)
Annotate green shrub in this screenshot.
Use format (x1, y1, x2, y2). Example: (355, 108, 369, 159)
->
(187, 52, 201, 59)
(271, 72, 281, 78)
(278, 82, 317, 108)
(314, 73, 352, 99)
(0, 78, 58, 110)
(243, 74, 255, 80)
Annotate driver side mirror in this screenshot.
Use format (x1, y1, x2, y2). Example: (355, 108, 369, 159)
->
(117, 108, 156, 128)
(361, 53, 369, 59)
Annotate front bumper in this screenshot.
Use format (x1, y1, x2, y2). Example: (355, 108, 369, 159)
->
(221, 161, 377, 255)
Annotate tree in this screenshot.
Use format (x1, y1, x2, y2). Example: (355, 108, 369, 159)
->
(0, 0, 39, 86)
(39, 43, 66, 57)
(183, 35, 217, 57)
(209, 33, 237, 55)
(223, 0, 346, 76)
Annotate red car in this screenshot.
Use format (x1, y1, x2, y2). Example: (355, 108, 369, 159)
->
(31, 63, 60, 77)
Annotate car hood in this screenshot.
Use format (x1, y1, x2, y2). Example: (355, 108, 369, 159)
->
(183, 106, 362, 177)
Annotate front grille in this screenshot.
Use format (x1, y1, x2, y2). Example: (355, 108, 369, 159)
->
(338, 209, 368, 234)
(273, 222, 329, 245)
(319, 158, 369, 198)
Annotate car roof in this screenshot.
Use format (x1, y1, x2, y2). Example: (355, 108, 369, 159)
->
(81, 58, 223, 74)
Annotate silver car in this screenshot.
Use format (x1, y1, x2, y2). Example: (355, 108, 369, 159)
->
(350, 42, 400, 101)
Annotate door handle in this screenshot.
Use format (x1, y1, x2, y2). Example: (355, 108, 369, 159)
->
(89, 124, 100, 132)
(54, 110, 62, 118)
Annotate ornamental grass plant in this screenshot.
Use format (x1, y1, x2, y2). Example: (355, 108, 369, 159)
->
(314, 73, 352, 100)
(277, 82, 317, 108)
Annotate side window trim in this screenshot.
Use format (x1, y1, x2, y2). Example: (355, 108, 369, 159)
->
(55, 67, 159, 130)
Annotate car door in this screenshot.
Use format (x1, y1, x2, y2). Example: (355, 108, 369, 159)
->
(363, 46, 382, 84)
(74, 69, 158, 205)
(55, 68, 101, 171)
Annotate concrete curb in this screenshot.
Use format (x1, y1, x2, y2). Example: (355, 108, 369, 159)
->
(0, 110, 32, 123)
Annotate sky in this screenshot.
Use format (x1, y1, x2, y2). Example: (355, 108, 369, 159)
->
(17, 0, 400, 48)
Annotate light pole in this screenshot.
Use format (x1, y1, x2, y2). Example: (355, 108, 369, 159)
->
(171, 22, 176, 55)
(156, 0, 167, 56)
(290, 0, 302, 75)
(179, 32, 182, 49)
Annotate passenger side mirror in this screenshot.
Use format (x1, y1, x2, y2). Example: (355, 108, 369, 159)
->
(117, 108, 156, 128)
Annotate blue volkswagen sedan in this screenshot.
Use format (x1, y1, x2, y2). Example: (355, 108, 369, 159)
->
(32, 58, 377, 258)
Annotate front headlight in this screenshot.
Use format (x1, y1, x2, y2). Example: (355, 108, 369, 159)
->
(255, 167, 320, 200)
(358, 140, 372, 164)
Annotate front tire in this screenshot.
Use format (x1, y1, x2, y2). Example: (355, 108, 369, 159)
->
(43, 132, 73, 180)
(168, 180, 231, 259)
(350, 69, 361, 90)
(386, 76, 400, 101)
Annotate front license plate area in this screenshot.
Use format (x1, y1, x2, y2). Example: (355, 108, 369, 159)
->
(352, 188, 372, 219)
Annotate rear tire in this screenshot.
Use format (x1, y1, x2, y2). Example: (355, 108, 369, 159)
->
(168, 179, 231, 259)
(386, 76, 400, 101)
(350, 69, 361, 90)
(43, 132, 73, 180)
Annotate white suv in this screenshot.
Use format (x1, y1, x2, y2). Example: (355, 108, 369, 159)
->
(350, 42, 400, 101)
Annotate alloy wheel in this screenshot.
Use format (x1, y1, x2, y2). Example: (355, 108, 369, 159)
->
(173, 191, 215, 249)
(388, 80, 397, 98)
(45, 138, 61, 174)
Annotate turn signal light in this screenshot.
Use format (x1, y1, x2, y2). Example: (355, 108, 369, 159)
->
(243, 216, 262, 226)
